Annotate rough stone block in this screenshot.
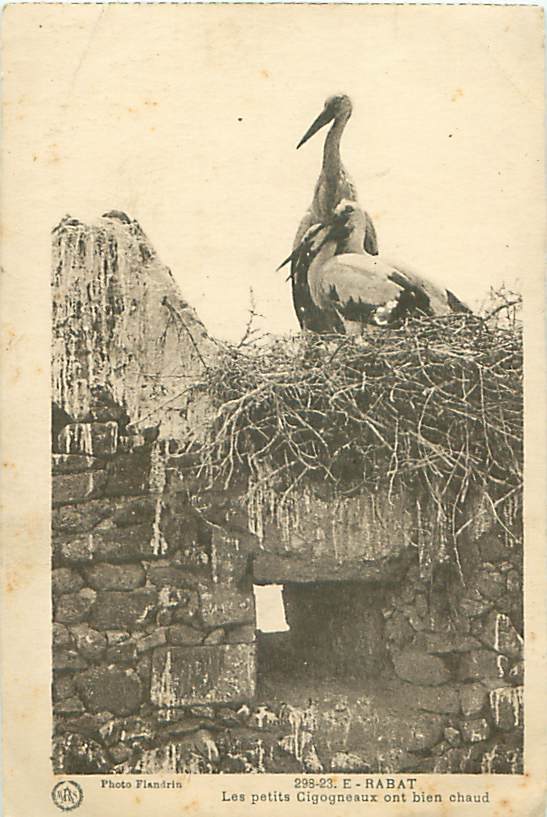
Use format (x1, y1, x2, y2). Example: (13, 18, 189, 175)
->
(52, 454, 104, 474)
(136, 652, 153, 687)
(156, 608, 173, 626)
(433, 747, 473, 774)
(444, 726, 461, 747)
(53, 696, 85, 717)
(376, 748, 424, 773)
(477, 532, 511, 563)
(145, 563, 197, 588)
(53, 674, 76, 702)
(171, 591, 200, 626)
(89, 589, 157, 630)
(381, 712, 445, 753)
(401, 683, 460, 714)
(70, 625, 107, 662)
(58, 524, 162, 564)
(330, 752, 371, 772)
(392, 648, 450, 686)
(52, 568, 84, 596)
(250, 487, 410, 564)
(458, 649, 509, 683)
(199, 586, 254, 628)
(100, 716, 154, 747)
(52, 472, 106, 507)
(418, 632, 481, 655)
(225, 624, 256, 645)
(136, 629, 167, 653)
(108, 744, 134, 765)
(413, 593, 428, 618)
(117, 434, 147, 454)
(203, 628, 225, 645)
(112, 497, 157, 528)
(459, 682, 488, 717)
(54, 696, 86, 716)
(489, 686, 524, 730)
(253, 552, 408, 584)
(54, 589, 97, 624)
(52, 648, 88, 672)
(105, 641, 138, 665)
(509, 660, 524, 685)
(477, 611, 523, 659)
(384, 611, 414, 649)
(52, 499, 115, 534)
(167, 624, 203, 646)
(53, 623, 72, 647)
(52, 732, 111, 774)
(505, 569, 521, 595)
(458, 594, 493, 618)
(105, 630, 131, 645)
(170, 543, 210, 573)
(103, 452, 151, 497)
(157, 586, 193, 611)
(150, 644, 256, 706)
(161, 504, 202, 553)
(475, 566, 506, 600)
(479, 743, 523, 774)
(211, 530, 251, 583)
(83, 563, 146, 591)
(58, 422, 118, 457)
(75, 667, 142, 715)
(460, 717, 491, 743)
(397, 603, 426, 632)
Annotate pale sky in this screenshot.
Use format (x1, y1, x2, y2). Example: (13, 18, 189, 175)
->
(3, 4, 544, 342)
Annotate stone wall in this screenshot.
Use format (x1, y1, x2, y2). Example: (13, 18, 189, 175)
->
(52, 404, 523, 775)
(51, 213, 523, 775)
(52, 401, 260, 774)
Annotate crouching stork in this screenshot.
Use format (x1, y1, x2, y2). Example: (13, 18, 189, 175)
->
(280, 200, 470, 335)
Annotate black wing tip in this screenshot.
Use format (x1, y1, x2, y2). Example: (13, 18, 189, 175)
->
(446, 289, 472, 314)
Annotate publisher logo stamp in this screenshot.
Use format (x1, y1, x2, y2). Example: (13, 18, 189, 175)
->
(51, 781, 83, 811)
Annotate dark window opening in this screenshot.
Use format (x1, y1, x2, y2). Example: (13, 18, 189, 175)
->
(255, 580, 388, 694)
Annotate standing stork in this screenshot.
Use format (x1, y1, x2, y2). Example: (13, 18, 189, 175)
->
(291, 94, 378, 331)
(281, 200, 470, 335)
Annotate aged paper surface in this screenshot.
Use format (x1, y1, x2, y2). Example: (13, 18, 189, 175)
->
(1, 4, 545, 817)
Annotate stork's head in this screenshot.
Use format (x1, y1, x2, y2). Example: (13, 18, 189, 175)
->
(297, 94, 353, 149)
(333, 199, 366, 232)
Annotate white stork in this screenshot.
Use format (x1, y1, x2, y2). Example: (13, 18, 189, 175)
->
(281, 200, 470, 335)
(291, 94, 378, 332)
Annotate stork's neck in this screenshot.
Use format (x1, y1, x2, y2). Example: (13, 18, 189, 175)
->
(308, 238, 339, 304)
(322, 114, 350, 181)
(339, 227, 366, 254)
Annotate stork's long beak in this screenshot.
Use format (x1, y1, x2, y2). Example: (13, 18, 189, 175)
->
(296, 107, 334, 149)
(276, 252, 294, 272)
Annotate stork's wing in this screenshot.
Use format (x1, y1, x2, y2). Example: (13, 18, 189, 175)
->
(384, 259, 471, 316)
(288, 221, 340, 332)
(314, 255, 406, 326)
